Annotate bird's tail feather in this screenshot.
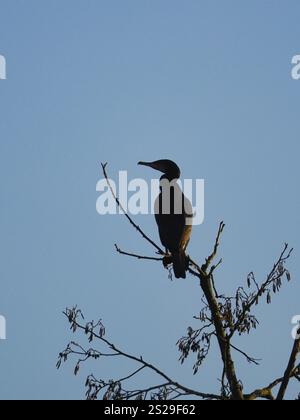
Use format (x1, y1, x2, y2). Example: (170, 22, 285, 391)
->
(173, 251, 187, 279)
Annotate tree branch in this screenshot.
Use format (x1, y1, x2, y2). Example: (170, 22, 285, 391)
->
(59, 308, 223, 400)
(229, 343, 261, 365)
(277, 330, 300, 400)
(230, 244, 293, 338)
(198, 223, 244, 400)
(114, 244, 164, 262)
(245, 364, 300, 400)
(101, 163, 164, 255)
(202, 222, 225, 272)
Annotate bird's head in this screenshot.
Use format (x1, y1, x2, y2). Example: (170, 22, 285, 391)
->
(138, 160, 181, 181)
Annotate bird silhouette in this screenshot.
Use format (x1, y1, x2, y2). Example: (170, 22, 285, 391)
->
(138, 160, 192, 279)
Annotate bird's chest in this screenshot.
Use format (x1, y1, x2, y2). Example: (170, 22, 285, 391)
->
(154, 191, 186, 246)
(155, 189, 185, 216)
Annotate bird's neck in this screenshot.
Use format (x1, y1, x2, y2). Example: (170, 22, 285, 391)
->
(160, 174, 179, 183)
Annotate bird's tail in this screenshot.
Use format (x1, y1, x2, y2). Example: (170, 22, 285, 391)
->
(173, 251, 187, 279)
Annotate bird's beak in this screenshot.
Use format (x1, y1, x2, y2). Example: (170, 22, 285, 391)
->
(138, 161, 165, 172)
(138, 161, 154, 168)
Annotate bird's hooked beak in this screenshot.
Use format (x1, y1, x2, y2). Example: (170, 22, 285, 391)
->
(138, 160, 181, 179)
(138, 161, 168, 174)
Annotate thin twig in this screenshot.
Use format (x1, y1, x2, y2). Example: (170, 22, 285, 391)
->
(202, 222, 225, 272)
(118, 366, 146, 383)
(230, 343, 261, 365)
(230, 244, 293, 338)
(115, 244, 164, 262)
(101, 163, 164, 255)
(209, 259, 223, 276)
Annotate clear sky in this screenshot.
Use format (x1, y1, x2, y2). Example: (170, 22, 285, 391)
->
(0, 0, 299, 400)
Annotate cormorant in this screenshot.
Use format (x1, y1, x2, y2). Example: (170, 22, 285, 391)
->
(138, 160, 193, 279)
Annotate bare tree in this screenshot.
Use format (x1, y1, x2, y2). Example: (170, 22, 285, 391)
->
(57, 164, 300, 400)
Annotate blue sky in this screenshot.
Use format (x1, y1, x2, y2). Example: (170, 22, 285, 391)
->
(0, 0, 299, 399)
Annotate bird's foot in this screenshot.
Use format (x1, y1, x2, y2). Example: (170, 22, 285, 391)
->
(163, 254, 173, 268)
